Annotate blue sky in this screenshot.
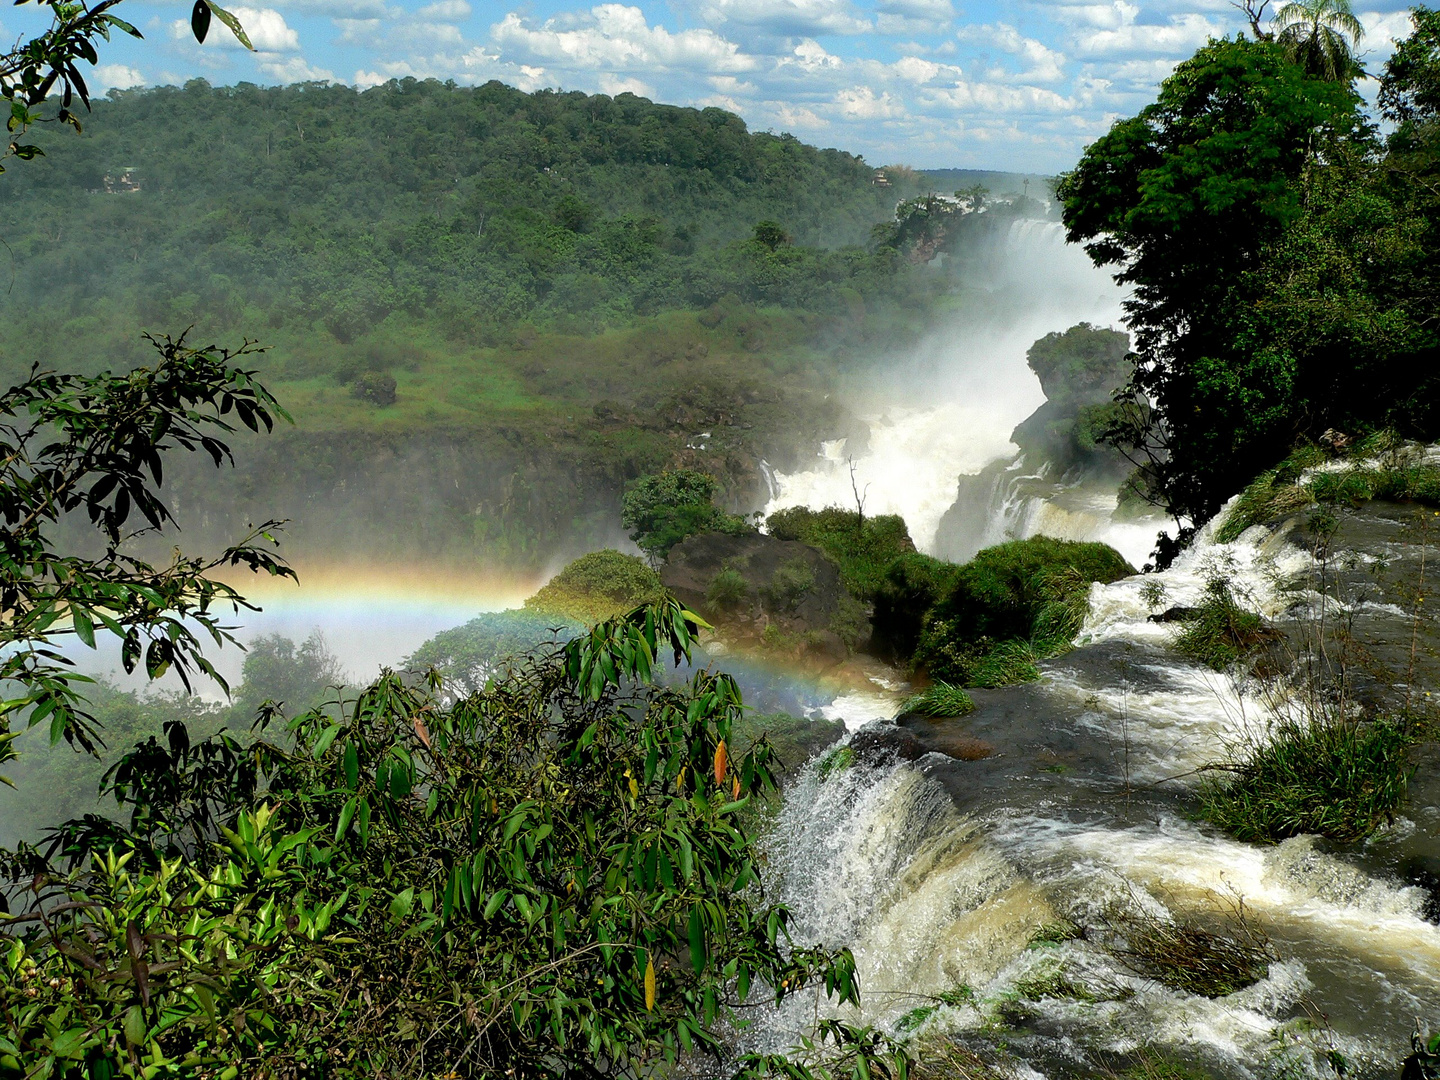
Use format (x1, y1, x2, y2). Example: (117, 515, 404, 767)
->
(5, 0, 1418, 171)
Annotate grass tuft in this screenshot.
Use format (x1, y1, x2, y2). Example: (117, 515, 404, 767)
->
(1199, 717, 1414, 844)
(897, 681, 976, 720)
(1170, 577, 1279, 671)
(1106, 904, 1272, 998)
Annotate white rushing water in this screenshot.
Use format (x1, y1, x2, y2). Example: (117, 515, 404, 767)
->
(762, 220, 1129, 554)
(755, 517, 1440, 1076)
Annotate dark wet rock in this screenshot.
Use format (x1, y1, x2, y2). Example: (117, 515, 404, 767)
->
(849, 723, 927, 765)
(1148, 605, 1201, 623)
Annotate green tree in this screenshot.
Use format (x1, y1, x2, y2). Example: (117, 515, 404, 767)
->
(1057, 37, 1371, 558)
(0, 336, 293, 776)
(232, 632, 344, 718)
(1274, 0, 1365, 80)
(622, 470, 752, 561)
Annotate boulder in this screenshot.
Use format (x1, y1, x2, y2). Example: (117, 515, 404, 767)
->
(661, 531, 850, 647)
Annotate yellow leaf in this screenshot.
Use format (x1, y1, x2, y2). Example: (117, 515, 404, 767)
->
(644, 953, 656, 1011)
(676, 766, 686, 791)
(626, 768, 638, 799)
(732, 775, 741, 799)
(713, 739, 728, 785)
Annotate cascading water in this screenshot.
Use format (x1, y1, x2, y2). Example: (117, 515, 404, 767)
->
(752, 512, 1440, 1077)
(761, 218, 1135, 556)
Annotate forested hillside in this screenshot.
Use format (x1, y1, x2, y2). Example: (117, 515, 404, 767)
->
(0, 78, 944, 377)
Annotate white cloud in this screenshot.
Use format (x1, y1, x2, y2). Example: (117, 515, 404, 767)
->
(697, 0, 870, 37)
(878, 0, 952, 19)
(1073, 12, 1221, 56)
(417, 0, 471, 21)
(1359, 9, 1415, 60)
(1053, 2, 1140, 31)
(491, 6, 756, 73)
(893, 55, 942, 82)
(173, 6, 300, 51)
(599, 72, 654, 95)
(836, 85, 903, 118)
(958, 23, 1066, 81)
(94, 64, 147, 91)
(257, 53, 334, 80)
(273, 0, 390, 16)
(783, 38, 842, 69)
(922, 78, 1076, 113)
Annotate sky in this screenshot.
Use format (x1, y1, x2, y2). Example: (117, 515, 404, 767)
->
(4, 0, 1420, 172)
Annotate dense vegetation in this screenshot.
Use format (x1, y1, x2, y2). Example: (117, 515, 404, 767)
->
(1060, 12, 1440, 561)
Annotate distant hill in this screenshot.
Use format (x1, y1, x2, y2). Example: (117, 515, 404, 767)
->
(919, 169, 1051, 198)
(0, 78, 938, 379)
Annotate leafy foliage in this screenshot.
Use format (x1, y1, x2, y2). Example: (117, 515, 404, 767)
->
(0, 335, 293, 775)
(622, 470, 753, 561)
(1274, 0, 1365, 80)
(765, 507, 915, 599)
(0, 601, 892, 1079)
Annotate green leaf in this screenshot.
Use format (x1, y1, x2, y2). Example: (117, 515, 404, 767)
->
(206, 1, 255, 49)
(191, 0, 212, 41)
(688, 906, 706, 972)
(312, 722, 341, 759)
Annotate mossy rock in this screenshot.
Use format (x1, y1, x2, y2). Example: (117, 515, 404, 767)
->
(525, 549, 666, 623)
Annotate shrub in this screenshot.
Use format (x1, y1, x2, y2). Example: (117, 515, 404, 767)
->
(870, 552, 961, 660)
(763, 558, 816, 614)
(622, 470, 753, 560)
(705, 567, 750, 611)
(525, 549, 666, 622)
(351, 370, 397, 405)
(933, 537, 1135, 644)
(765, 506, 915, 599)
(406, 609, 580, 694)
(1170, 577, 1279, 670)
(912, 538, 1133, 687)
(896, 682, 975, 720)
(1198, 717, 1414, 843)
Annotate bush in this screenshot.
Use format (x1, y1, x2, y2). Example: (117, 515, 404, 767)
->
(622, 470, 753, 560)
(763, 558, 816, 614)
(933, 537, 1135, 643)
(870, 552, 961, 660)
(765, 507, 915, 599)
(525, 549, 666, 622)
(705, 567, 751, 611)
(1199, 717, 1414, 843)
(351, 370, 397, 405)
(912, 537, 1134, 687)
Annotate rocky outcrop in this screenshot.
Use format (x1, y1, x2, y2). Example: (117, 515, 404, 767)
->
(661, 531, 857, 660)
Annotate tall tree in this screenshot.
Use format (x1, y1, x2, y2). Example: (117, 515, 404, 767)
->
(1057, 37, 1371, 560)
(1274, 0, 1366, 80)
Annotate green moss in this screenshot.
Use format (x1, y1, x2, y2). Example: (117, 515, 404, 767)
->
(525, 550, 666, 623)
(765, 506, 915, 599)
(1199, 717, 1414, 843)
